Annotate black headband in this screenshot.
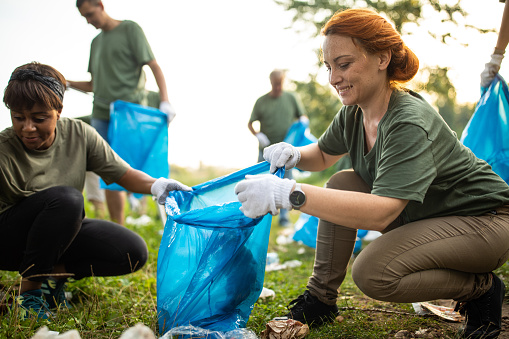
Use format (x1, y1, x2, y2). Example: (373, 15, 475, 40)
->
(9, 69, 65, 102)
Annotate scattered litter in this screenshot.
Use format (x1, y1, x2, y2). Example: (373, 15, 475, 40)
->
(260, 318, 309, 339)
(119, 323, 156, 339)
(259, 287, 276, 300)
(266, 252, 279, 266)
(266, 260, 302, 272)
(160, 325, 258, 339)
(412, 301, 463, 322)
(30, 326, 80, 339)
(276, 234, 293, 245)
(282, 260, 302, 268)
(126, 214, 152, 226)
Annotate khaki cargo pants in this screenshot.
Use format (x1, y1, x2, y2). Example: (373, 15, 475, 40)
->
(307, 170, 509, 305)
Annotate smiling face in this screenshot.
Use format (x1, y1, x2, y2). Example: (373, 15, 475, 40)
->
(322, 34, 389, 107)
(11, 103, 61, 150)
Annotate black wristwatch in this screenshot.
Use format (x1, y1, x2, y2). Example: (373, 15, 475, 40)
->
(289, 183, 306, 210)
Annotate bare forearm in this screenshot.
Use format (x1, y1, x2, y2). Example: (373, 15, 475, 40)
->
(67, 80, 93, 92)
(116, 168, 155, 194)
(248, 122, 258, 136)
(496, 2, 509, 52)
(147, 60, 169, 102)
(296, 143, 342, 172)
(298, 184, 407, 232)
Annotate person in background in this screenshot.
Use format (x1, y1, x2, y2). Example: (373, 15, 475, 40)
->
(248, 69, 307, 227)
(481, 0, 509, 88)
(0, 62, 190, 319)
(68, 0, 177, 225)
(236, 8, 509, 338)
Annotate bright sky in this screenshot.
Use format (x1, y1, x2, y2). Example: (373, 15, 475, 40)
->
(0, 0, 506, 169)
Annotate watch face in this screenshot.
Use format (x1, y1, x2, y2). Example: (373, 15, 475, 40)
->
(290, 190, 306, 207)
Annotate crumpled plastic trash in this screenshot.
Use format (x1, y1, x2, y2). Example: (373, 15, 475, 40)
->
(160, 325, 258, 339)
(119, 323, 156, 339)
(412, 300, 463, 322)
(266, 260, 302, 272)
(259, 287, 276, 300)
(260, 318, 310, 339)
(30, 326, 80, 339)
(125, 214, 152, 226)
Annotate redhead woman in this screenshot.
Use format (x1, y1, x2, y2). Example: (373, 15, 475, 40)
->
(235, 8, 509, 338)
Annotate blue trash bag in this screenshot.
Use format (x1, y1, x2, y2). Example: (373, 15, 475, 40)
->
(292, 213, 319, 248)
(293, 213, 367, 254)
(283, 119, 318, 173)
(157, 162, 284, 336)
(283, 118, 318, 148)
(100, 100, 169, 192)
(460, 74, 509, 183)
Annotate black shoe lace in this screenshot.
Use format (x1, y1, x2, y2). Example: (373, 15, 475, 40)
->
(287, 292, 315, 312)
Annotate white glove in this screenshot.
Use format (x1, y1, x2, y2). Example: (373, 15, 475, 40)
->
(150, 178, 192, 205)
(263, 142, 301, 174)
(256, 132, 271, 148)
(481, 53, 504, 88)
(299, 115, 309, 123)
(235, 174, 295, 219)
(159, 101, 177, 124)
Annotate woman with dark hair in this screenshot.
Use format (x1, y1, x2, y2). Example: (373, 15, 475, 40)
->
(235, 8, 509, 338)
(0, 62, 190, 319)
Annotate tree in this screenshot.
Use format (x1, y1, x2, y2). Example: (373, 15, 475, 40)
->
(276, 0, 479, 138)
(275, 0, 489, 42)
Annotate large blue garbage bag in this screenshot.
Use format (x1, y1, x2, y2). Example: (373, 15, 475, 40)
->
(100, 100, 169, 191)
(293, 213, 367, 253)
(157, 162, 284, 336)
(283, 118, 318, 147)
(460, 74, 509, 183)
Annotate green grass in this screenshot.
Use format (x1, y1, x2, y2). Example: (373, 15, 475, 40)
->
(0, 165, 505, 338)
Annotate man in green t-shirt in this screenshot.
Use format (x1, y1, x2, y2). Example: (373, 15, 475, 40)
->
(68, 0, 176, 225)
(248, 69, 307, 227)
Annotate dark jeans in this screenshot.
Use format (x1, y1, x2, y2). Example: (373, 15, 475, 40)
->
(0, 186, 148, 282)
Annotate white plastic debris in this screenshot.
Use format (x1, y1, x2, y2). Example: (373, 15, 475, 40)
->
(30, 327, 80, 339)
(126, 214, 152, 226)
(119, 323, 156, 339)
(259, 287, 276, 299)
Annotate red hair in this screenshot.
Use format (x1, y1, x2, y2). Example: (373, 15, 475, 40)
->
(322, 8, 419, 88)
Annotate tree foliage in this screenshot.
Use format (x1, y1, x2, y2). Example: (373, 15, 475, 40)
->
(276, 0, 477, 138)
(275, 0, 478, 40)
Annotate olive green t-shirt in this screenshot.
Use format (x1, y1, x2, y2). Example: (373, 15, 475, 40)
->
(249, 91, 306, 148)
(318, 89, 509, 222)
(0, 118, 130, 214)
(88, 20, 155, 120)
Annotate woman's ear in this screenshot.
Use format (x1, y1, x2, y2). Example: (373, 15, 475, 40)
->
(379, 50, 391, 71)
(57, 108, 62, 120)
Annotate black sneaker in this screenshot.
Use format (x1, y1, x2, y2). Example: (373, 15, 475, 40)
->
(456, 273, 505, 338)
(284, 290, 339, 327)
(41, 278, 72, 310)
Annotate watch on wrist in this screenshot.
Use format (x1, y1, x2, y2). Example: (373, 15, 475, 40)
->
(289, 183, 306, 210)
